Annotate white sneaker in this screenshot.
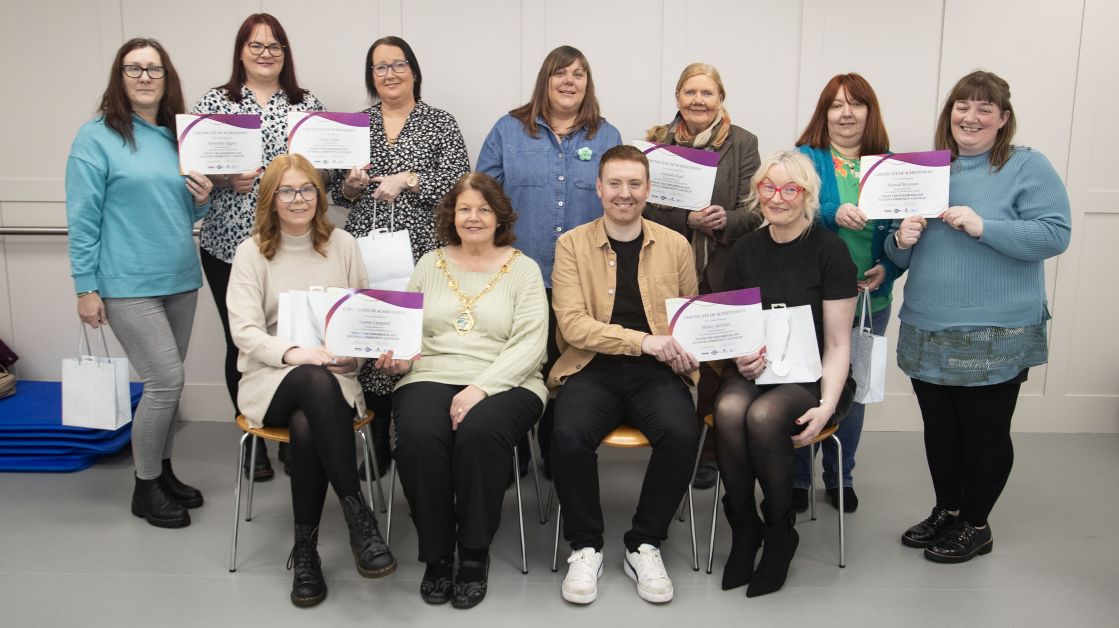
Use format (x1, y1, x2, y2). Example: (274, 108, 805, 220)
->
(624, 544, 673, 603)
(562, 547, 604, 604)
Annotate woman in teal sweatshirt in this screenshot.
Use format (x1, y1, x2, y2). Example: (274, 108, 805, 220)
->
(66, 38, 212, 529)
(886, 71, 1071, 564)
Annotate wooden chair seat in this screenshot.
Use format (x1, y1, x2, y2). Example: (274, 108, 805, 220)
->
(234, 412, 374, 444)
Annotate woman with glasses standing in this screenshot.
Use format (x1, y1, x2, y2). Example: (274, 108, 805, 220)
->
(713, 151, 857, 597)
(333, 36, 470, 470)
(192, 13, 325, 481)
(66, 38, 212, 528)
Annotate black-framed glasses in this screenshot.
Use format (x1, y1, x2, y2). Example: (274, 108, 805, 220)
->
(372, 60, 409, 77)
(121, 65, 166, 79)
(275, 186, 318, 203)
(757, 180, 805, 202)
(245, 41, 285, 56)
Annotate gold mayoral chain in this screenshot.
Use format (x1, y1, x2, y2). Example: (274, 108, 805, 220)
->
(434, 248, 522, 336)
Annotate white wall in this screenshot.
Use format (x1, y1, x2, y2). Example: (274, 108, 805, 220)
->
(1, 0, 1116, 431)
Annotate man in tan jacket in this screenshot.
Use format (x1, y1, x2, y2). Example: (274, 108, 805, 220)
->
(549, 145, 700, 605)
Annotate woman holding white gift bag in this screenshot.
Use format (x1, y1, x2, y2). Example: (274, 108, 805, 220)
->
(66, 37, 211, 529)
(712, 150, 856, 596)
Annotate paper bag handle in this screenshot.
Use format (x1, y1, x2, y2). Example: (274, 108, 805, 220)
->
(77, 323, 112, 359)
(371, 200, 398, 233)
(857, 289, 873, 334)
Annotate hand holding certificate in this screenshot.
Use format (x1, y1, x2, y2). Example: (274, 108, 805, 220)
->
(287, 112, 371, 169)
(858, 150, 950, 219)
(633, 140, 721, 210)
(667, 288, 764, 362)
(176, 114, 262, 174)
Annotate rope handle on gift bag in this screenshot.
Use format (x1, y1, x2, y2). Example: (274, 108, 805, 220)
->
(857, 288, 873, 336)
(77, 323, 113, 364)
(371, 200, 398, 235)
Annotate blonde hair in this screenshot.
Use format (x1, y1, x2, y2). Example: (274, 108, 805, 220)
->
(646, 63, 730, 147)
(745, 150, 821, 223)
(253, 154, 334, 260)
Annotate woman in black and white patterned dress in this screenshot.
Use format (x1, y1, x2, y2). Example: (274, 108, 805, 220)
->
(193, 13, 324, 479)
(333, 36, 470, 464)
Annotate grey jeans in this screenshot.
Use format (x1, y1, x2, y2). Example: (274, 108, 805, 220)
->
(103, 290, 197, 479)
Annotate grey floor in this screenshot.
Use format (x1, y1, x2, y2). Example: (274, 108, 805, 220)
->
(1, 424, 1117, 627)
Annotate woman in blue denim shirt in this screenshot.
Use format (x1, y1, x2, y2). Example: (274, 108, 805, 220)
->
(477, 45, 621, 475)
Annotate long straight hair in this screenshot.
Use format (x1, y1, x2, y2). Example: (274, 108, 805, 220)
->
(219, 13, 310, 105)
(510, 45, 603, 139)
(253, 154, 334, 260)
(98, 37, 185, 148)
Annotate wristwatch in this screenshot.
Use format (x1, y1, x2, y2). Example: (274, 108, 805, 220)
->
(405, 172, 419, 191)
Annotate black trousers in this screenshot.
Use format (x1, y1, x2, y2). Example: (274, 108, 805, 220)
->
(200, 249, 241, 415)
(911, 376, 1022, 526)
(551, 361, 698, 552)
(393, 382, 542, 562)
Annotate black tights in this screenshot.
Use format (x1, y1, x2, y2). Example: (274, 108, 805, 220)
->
(263, 365, 361, 526)
(713, 372, 818, 524)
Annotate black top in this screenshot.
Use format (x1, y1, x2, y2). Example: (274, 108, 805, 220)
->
(726, 224, 857, 354)
(589, 233, 658, 369)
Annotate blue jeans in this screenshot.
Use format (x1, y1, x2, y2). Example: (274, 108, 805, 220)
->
(793, 303, 891, 490)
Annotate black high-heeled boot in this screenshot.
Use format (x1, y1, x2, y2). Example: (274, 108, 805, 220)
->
(340, 494, 396, 577)
(746, 509, 799, 598)
(131, 474, 190, 528)
(158, 459, 203, 508)
(288, 524, 326, 607)
(721, 498, 766, 590)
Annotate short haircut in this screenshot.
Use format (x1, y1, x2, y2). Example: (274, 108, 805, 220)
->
(796, 73, 890, 155)
(365, 36, 422, 102)
(745, 150, 822, 223)
(934, 70, 1016, 171)
(597, 144, 649, 180)
(253, 154, 334, 260)
(435, 172, 518, 247)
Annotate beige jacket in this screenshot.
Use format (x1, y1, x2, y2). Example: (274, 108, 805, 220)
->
(548, 217, 698, 390)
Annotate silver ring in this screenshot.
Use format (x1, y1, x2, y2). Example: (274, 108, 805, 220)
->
(457, 408, 463, 414)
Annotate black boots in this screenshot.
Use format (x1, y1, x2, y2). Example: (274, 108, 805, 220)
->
(340, 494, 396, 577)
(288, 524, 326, 607)
(721, 498, 766, 590)
(158, 459, 202, 508)
(902, 507, 958, 548)
(242, 437, 274, 481)
(131, 474, 190, 528)
(746, 509, 799, 598)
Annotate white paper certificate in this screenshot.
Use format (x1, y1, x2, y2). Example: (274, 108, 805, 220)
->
(633, 140, 721, 210)
(858, 150, 951, 219)
(175, 114, 262, 174)
(287, 112, 371, 169)
(667, 288, 764, 362)
(323, 288, 423, 360)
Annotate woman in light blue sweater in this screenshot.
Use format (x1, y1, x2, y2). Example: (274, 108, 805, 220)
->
(66, 38, 212, 528)
(885, 71, 1070, 564)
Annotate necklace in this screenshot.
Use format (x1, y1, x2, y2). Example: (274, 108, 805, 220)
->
(434, 248, 522, 335)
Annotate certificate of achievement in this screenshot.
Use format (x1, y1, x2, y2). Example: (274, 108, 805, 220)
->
(176, 114, 262, 174)
(858, 150, 951, 219)
(633, 140, 721, 210)
(666, 288, 764, 361)
(287, 112, 371, 169)
(322, 288, 423, 360)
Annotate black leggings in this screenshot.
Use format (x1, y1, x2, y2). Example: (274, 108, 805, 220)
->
(263, 365, 361, 526)
(713, 371, 821, 524)
(911, 377, 1022, 527)
(200, 249, 240, 415)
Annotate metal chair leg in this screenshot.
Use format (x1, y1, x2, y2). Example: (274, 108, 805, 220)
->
(357, 429, 375, 511)
(361, 423, 387, 513)
(530, 426, 546, 524)
(386, 462, 396, 544)
(809, 441, 817, 522)
(245, 435, 259, 521)
(706, 470, 720, 574)
(832, 433, 845, 568)
(679, 423, 709, 522)
(514, 447, 528, 574)
(688, 475, 698, 571)
(551, 504, 563, 572)
(229, 432, 250, 572)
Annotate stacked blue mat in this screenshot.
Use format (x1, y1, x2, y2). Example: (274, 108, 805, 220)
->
(0, 380, 142, 472)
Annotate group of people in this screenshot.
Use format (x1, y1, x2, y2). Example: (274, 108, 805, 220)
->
(65, 12, 1071, 610)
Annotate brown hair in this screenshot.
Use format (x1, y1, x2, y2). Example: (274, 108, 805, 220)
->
(219, 13, 310, 106)
(98, 38, 185, 149)
(510, 45, 604, 139)
(796, 73, 890, 156)
(365, 36, 423, 102)
(435, 173, 518, 247)
(646, 63, 731, 148)
(597, 144, 650, 180)
(253, 154, 334, 259)
(934, 70, 1016, 171)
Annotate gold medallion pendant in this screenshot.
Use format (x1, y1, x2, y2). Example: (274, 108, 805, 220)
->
(454, 309, 476, 336)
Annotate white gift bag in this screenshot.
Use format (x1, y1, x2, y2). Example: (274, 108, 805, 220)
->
(756, 304, 822, 385)
(62, 325, 132, 430)
(850, 290, 888, 404)
(277, 287, 330, 347)
(356, 200, 414, 291)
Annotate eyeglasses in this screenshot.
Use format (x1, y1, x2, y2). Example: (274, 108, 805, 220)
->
(121, 65, 166, 79)
(372, 60, 409, 77)
(275, 186, 319, 203)
(757, 180, 805, 202)
(245, 41, 285, 56)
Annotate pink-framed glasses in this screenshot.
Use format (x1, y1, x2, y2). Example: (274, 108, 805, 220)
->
(757, 180, 805, 202)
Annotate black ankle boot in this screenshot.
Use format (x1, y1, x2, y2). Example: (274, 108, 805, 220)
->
(746, 510, 799, 597)
(158, 459, 203, 508)
(131, 474, 190, 528)
(721, 499, 766, 590)
(340, 494, 396, 577)
(288, 525, 326, 607)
